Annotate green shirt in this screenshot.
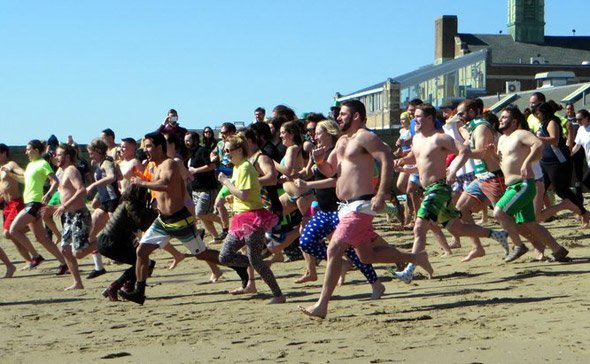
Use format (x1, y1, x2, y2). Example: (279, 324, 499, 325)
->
(23, 159, 54, 203)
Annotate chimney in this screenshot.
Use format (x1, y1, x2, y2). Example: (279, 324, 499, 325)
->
(507, 0, 545, 44)
(434, 15, 458, 65)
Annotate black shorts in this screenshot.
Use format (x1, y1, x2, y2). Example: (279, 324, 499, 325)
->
(99, 199, 120, 213)
(24, 202, 44, 219)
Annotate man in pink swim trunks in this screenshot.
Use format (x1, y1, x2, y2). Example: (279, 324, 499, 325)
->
(299, 100, 433, 319)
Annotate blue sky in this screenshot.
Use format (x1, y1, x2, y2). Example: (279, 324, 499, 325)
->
(1, 0, 587, 145)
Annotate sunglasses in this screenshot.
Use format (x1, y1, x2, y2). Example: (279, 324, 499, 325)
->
(306, 128, 315, 133)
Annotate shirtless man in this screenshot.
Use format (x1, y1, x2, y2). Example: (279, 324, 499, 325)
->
(299, 100, 433, 319)
(118, 137, 143, 192)
(120, 132, 248, 305)
(0, 145, 32, 264)
(50, 144, 91, 290)
(0, 144, 21, 277)
(455, 99, 509, 261)
(492, 106, 569, 262)
(393, 104, 509, 282)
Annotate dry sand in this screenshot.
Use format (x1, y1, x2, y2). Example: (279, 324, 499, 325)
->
(1, 212, 589, 364)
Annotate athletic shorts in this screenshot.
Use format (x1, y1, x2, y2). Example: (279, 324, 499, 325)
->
(452, 172, 476, 194)
(99, 198, 119, 213)
(465, 170, 505, 206)
(60, 208, 92, 251)
(332, 200, 377, 248)
(417, 180, 460, 224)
(496, 179, 537, 224)
(192, 189, 216, 215)
(24, 202, 44, 219)
(3, 198, 24, 231)
(140, 207, 206, 255)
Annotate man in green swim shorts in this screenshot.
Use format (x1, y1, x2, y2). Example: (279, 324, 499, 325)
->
(393, 104, 510, 283)
(493, 105, 569, 263)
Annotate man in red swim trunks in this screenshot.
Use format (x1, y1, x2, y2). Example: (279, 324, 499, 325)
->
(0, 143, 30, 275)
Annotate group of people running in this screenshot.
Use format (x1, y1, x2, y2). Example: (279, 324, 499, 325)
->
(0, 95, 587, 318)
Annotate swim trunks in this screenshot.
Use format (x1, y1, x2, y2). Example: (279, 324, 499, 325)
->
(331, 198, 378, 248)
(417, 180, 460, 224)
(2, 198, 24, 231)
(495, 179, 536, 224)
(140, 207, 206, 255)
(61, 208, 92, 251)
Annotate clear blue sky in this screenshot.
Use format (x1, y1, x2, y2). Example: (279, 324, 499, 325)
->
(1, 0, 587, 145)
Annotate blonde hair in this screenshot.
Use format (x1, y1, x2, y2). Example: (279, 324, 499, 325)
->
(316, 119, 341, 145)
(225, 134, 248, 157)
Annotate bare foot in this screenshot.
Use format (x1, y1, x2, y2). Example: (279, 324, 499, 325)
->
(20, 263, 32, 271)
(168, 254, 187, 270)
(64, 283, 84, 291)
(448, 238, 461, 249)
(298, 304, 326, 319)
(229, 285, 257, 295)
(4, 264, 16, 278)
(294, 274, 317, 284)
(461, 248, 485, 262)
(370, 281, 386, 300)
(337, 259, 353, 286)
(209, 272, 223, 283)
(264, 253, 284, 267)
(415, 251, 434, 278)
(440, 249, 453, 257)
(269, 295, 286, 304)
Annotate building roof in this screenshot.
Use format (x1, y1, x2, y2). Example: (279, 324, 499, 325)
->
(457, 34, 590, 65)
(338, 50, 488, 99)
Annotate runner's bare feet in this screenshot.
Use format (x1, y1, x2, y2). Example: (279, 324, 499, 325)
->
(229, 285, 257, 295)
(299, 304, 326, 319)
(461, 247, 485, 262)
(370, 281, 385, 300)
(264, 253, 284, 267)
(64, 283, 84, 291)
(337, 259, 353, 286)
(294, 274, 317, 284)
(168, 253, 187, 270)
(448, 238, 461, 249)
(269, 295, 286, 304)
(209, 272, 223, 283)
(4, 264, 16, 278)
(415, 250, 434, 278)
(440, 249, 452, 257)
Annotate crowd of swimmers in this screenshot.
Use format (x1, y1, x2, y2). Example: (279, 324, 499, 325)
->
(1, 94, 588, 318)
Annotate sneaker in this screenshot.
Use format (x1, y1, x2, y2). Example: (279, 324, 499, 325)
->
(505, 245, 529, 263)
(56, 264, 70, 276)
(29, 255, 46, 269)
(87, 268, 107, 279)
(214, 230, 228, 242)
(118, 289, 146, 305)
(549, 246, 570, 262)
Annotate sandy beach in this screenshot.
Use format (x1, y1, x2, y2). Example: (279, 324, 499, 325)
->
(1, 211, 589, 364)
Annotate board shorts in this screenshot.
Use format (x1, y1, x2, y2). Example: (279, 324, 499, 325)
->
(331, 196, 378, 248)
(417, 180, 460, 225)
(99, 198, 120, 213)
(60, 208, 92, 251)
(3, 198, 24, 231)
(192, 188, 217, 215)
(140, 207, 206, 255)
(452, 172, 476, 194)
(465, 170, 506, 206)
(495, 179, 536, 224)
